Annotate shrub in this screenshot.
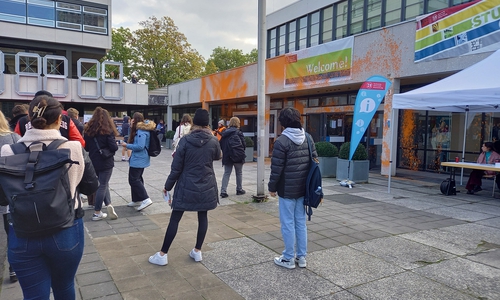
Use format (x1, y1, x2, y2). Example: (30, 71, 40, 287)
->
(314, 141, 338, 157)
(244, 136, 254, 147)
(165, 130, 175, 139)
(338, 142, 368, 160)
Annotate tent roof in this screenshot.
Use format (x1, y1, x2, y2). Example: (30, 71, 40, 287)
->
(392, 50, 500, 112)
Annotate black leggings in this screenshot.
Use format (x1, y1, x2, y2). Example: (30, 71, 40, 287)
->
(160, 210, 208, 253)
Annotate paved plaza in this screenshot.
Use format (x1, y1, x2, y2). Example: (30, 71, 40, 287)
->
(1, 148, 500, 299)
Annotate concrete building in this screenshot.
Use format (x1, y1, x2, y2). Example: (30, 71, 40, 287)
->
(0, 0, 160, 125)
(167, 0, 500, 175)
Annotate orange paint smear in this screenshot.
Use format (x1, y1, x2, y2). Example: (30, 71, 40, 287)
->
(200, 67, 249, 101)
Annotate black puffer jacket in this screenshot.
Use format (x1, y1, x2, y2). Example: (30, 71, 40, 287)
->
(220, 126, 246, 165)
(84, 134, 119, 171)
(165, 127, 221, 211)
(268, 130, 317, 199)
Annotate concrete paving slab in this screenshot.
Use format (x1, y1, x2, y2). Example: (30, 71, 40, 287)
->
(348, 271, 476, 300)
(307, 246, 404, 288)
(350, 236, 455, 270)
(453, 203, 500, 215)
(413, 257, 500, 299)
(423, 206, 496, 221)
(476, 216, 500, 228)
(466, 248, 500, 269)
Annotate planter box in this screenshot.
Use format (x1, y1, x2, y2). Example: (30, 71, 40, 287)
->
(165, 139, 173, 149)
(318, 157, 337, 177)
(336, 158, 369, 183)
(245, 147, 254, 162)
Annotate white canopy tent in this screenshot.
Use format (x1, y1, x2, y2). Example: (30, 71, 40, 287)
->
(389, 50, 500, 191)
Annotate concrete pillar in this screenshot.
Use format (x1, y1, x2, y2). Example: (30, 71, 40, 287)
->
(381, 78, 400, 176)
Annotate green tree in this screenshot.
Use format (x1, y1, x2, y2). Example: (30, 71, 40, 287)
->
(102, 27, 134, 78)
(204, 47, 258, 75)
(131, 16, 205, 89)
(246, 48, 258, 64)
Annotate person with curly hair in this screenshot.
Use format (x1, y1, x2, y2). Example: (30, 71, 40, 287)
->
(83, 107, 120, 221)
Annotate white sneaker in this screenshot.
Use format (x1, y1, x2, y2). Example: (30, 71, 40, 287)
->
(92, 212, 107, 221)
(127, 202, 140, 207)
(274, 256, 295, 269)
(189, 248, 202, 262)
(295, 256, 307, 268)
(149, 252, 168, 266)
(107, 204, 118, 220)
(137, 198, 152, 211)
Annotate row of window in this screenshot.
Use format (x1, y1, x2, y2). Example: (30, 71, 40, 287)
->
(0, 0, 108, 35)
(268, 0, 474, 57)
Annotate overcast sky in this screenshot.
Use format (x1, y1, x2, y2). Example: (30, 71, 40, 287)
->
(112, 0, 298, 60)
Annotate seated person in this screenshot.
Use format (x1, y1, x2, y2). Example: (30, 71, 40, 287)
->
(466, 142, 500, 194)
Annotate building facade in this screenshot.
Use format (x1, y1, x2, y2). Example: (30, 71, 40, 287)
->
(167, 0, 500, 175)
(0, 0, 161, 126)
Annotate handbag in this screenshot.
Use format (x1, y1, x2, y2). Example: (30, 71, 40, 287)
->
(78, 149, 99, 195)
(94, 137, 114, 158)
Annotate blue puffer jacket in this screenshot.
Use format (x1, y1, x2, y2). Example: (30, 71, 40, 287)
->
(164, 127, 221, 211)
(127, 120, 156, 168)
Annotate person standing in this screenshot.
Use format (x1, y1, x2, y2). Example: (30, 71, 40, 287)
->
(1, 95, 88, 299)
(8, 104, 28, 131)
(219, 117, 246, 198)
(465, 142, 500, 194)
(0, 111, 20, 283)
(122, 112, 155, 211)
(156, 119, 166, 147)
(83, 107, 120, 221)
(121, 115, 131, 161)
(67, 108, 84, 135)
(149, 108, 221, 266)
(268, 107, 316, 269)
(213, 119, 226, 141)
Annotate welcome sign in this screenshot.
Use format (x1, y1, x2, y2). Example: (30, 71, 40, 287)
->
(415, 0, 500, 62)
(285, 36, 353, 86)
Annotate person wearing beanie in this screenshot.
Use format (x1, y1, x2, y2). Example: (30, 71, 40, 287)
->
(213, 119, 226, 141)
(149, 108, 221, 266)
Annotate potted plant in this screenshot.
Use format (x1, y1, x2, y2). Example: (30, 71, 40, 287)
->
(165, 130, 175, 149)
(336, 142, 369, 183)
(314, 141, 338, 177)
(244, 136, 254, 162)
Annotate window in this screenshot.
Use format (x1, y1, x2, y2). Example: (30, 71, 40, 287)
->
(322, 6, 333, 43)
(288, 20, 296, 52)
(83, 5, 107, 34)
(0, 0, 26, 23)
(385, 0, 402, 26)
(27, 0, 55, 27)
(56, 2, 81, 31)
(268, 28, 277, 58)
(335, 1, 348, 39)
(278, 24, 286, 55)
(298, 16, 308, 50)
(309, 11, 320, 47)
(428, 0, 448, 13)
(366, 0, 382, 31)
(405, 0, 424, 20)
(350, 0, 364, 35)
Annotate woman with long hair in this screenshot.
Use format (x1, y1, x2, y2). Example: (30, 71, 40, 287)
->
(149, 109, 221, 266)
(0, 110, 21, 283)
(1, 95, 87, 299)
(84, 107, 119, 221)
(172, 113, 193, 148)
(465, 141, 500, 194)
(122, 112, 156, 211)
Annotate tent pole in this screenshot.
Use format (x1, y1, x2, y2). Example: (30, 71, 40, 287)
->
(388, 108, 395, 193)
(460, 107, 469, 185)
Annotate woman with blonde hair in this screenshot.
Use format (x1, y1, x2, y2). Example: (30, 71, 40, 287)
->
(84, 107, 119, 221)
(219, 116, 246, 198)
(0, 110, 21, 283)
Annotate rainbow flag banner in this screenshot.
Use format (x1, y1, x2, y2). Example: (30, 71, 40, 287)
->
(415, 0, 500, 62)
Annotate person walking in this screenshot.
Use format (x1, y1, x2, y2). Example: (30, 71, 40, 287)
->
(66, 108, 83, 134)
(121, 115, 131, 161)
(172, 114, 193, 152)
(0, 111, 20, 283)
(213, 119, 226, 141)
(156, 119, 166, 147)
(1, 95, 88, 299)
(8, 104, 28, 131)
(149, 108, 221, 266)
(84, 107, 120, 221)
(122, 112, 155, 211)
(268, 107, 317, 269)
(219, 116, 246, 198)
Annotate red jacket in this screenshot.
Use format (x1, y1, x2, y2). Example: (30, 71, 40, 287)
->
(15, 116, 85, 147)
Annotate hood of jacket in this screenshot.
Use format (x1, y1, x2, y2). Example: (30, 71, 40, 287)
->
(185, 127, 216, 148)
(282, 128, 305, 145)
(136, 120, 156, 131)
(221, 126, 238, 137)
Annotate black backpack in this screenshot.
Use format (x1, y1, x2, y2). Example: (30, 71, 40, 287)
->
(0, 140, 78, 238)
(440, 178, 456, 196)
(147, 130, 162, 157)
(304, 134, 323, 221)
(227, 131, 246, 163)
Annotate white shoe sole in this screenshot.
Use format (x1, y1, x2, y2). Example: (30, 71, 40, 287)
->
(127, 202, 140, 207)
(189, 250, 202, 262)
(107, 205, 118, 220)
(137, 201, 152, 211)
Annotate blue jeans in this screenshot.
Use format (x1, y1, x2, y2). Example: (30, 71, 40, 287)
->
(8, 218, 84, 300)
(94, 168, 113, 212)
(220, 162, 243, 193)
(278, 196, 307, 260)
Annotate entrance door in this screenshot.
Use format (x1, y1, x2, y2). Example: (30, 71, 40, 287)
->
(235, 111, 278, 156)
